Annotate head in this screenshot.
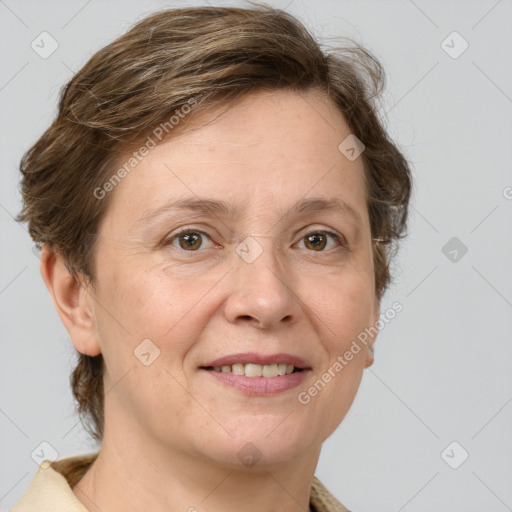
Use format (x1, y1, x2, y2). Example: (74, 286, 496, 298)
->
(17, 4, 411, 466)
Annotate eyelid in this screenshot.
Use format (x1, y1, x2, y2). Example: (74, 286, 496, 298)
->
(162, 225, 348, 252)
(292, 222, 348, 243)
(160, 227, 217, 250)
(293, 229, 348, 251)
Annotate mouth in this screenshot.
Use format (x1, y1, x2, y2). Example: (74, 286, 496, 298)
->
(201, 363, 304, 377)
(199, 353, 311, 395)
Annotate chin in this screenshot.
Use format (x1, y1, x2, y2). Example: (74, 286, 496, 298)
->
(194, 418, 320, 470)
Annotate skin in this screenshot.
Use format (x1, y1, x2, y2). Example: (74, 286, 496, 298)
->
(41, 88, 379, 512)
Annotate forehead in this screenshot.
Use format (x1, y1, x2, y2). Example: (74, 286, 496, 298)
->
(100, 89, 369, 233)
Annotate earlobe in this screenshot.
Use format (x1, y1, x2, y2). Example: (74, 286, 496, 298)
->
(364, 300, 380, 368)
(39, 245, 101, 356)
(364, 344, 375, 368)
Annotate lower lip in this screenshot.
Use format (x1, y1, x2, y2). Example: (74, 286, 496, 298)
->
(202, 369, 310, 395)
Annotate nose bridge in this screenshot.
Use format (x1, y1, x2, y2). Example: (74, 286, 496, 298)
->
(235, 233, 280, 262)
(235, 233, 289, 277)
(226, 233, 298, 328)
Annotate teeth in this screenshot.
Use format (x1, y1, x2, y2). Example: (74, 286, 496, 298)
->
(232, 363, 245, 375)
(262, 364, 278, 378)
(245, 363, 262, 377)
(278, 364, 287, 376)
(210, 363, 300, 377)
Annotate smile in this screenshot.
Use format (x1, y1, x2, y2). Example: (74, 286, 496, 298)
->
(200, 352, 311, 395)
(205, 363, 300, 378)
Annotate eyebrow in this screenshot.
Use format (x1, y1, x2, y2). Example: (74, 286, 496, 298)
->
(292, 198, 362, 226)
(136, 196, 363, 228)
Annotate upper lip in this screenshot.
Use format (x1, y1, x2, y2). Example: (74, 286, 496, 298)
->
(201, 352, 311, 370)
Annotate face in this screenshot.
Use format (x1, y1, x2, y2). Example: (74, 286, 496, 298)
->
(83, 89, 379, 469)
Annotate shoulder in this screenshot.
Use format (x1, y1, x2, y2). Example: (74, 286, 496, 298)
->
(11, 453, 98, 512)
(310, 476, 353, 512)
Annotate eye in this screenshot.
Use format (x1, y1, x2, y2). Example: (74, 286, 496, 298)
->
(165, 229, 216, 251)
(295, 230, 345, 252)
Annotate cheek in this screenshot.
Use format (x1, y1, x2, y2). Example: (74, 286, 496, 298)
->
(310, 266, 376, 346)
(94, 256, 223, 365)
(92, 264, 209, 414)
(300, 277, 374, 439)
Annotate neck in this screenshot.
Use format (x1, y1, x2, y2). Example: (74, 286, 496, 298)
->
(73, 427, 320, 512)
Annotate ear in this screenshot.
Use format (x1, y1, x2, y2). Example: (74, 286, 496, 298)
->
(39, 245, 101, 356)
(364, 298, 380, 368)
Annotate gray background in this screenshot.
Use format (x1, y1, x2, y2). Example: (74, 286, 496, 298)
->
(1, 0, 511, 510)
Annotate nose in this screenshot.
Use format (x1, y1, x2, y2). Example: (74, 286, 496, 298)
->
(223, 235, 299, 330)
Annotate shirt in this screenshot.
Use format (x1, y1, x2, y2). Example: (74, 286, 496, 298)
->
(11, 453, 351, 512)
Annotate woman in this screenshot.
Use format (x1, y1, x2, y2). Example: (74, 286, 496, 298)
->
(13, 4, 411, 511)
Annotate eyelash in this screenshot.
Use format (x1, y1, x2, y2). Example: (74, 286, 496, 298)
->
(161, 228, 348, 254)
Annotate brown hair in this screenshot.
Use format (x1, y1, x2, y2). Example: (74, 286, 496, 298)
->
(17, 4, 412, 442)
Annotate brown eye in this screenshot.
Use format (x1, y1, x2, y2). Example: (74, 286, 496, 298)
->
(178, 232, 202, 250)
(304, 232, 327, 251)
(166, 230, 214, 251)
(297, 231, 344, 252)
